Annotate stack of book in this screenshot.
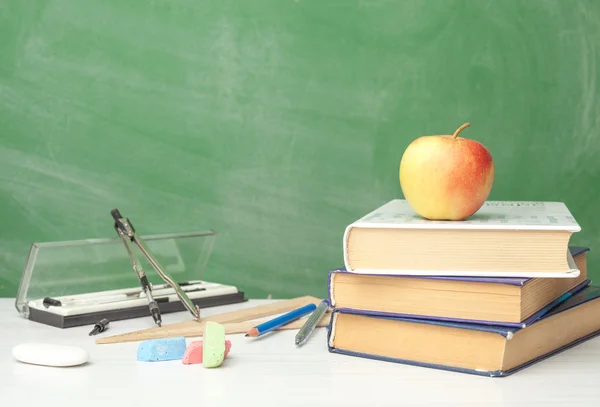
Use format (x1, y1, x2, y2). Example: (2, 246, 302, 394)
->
(326, 199, 600, 377)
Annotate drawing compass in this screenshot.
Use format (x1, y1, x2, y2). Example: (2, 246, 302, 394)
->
(111, 208, 201, 326)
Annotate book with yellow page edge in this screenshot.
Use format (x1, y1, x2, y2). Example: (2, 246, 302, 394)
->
(343, 200, 581, 278)
(327, 284, 600, 377)
(329, 246, 589, 328)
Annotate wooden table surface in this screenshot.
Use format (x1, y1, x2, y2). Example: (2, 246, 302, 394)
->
(2, 298, 600, 406)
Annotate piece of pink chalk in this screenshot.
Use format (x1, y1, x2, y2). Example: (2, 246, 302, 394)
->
(182, 340, 231, 365)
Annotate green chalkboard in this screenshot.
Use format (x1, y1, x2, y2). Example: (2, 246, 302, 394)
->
(1, 0, 599, 299)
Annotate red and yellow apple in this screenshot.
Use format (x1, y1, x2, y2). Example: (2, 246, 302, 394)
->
(399, 122, 494, 221)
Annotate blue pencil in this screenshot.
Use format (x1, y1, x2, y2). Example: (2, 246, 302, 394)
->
(245, 303, 317, 337)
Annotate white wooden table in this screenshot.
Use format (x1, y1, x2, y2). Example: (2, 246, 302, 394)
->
(1, 298, 600, 406)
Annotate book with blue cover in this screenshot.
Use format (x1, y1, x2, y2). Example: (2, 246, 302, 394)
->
(327, 284, 600, 377)
(329, 246, 590, 327)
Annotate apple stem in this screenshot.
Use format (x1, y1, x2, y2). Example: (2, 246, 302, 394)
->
(452, 122, 471, 139)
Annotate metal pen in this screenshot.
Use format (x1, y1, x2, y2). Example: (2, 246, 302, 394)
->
(295, 300, 329, 346)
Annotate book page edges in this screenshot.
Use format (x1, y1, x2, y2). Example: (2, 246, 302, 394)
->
(342, 221, 578, 275)
(328, 327, 600, 377)
(326, 312, 507, 377)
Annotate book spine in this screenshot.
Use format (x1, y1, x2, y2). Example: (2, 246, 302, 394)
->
(327, 270, 335, 308)
(342, 224, 354, 272)
(327, 311, 339, 349)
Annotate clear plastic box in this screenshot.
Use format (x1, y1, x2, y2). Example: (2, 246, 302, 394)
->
(15, 230, 245, 328)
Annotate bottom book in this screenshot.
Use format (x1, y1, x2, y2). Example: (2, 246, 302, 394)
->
(327, 285, 600, 377)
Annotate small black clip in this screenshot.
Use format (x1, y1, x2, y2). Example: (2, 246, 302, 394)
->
(43, 297, 62, 308)
(89, 318, 110, 336)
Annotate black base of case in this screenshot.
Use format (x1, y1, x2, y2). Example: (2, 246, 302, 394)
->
(27, 291, 247, 328)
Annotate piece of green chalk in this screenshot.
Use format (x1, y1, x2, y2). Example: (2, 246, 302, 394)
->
(203, 321, 226, 368)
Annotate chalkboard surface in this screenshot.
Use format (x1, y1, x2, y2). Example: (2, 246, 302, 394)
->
(1, 1, 599, 299)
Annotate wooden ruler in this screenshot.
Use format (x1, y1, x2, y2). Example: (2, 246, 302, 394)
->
(96, 296, 328, 344)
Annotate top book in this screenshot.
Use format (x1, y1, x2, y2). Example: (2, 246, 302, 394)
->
(348, 200, 580, 231)
(343, 200, 581, 278)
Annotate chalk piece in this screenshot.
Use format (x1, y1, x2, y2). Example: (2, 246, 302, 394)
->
(182, 341, 204, 365)
(182, 340, 232, 365)
(13, 343, 88, 367)
(203, 321, 226, 368)
(137, 337, 187, 362)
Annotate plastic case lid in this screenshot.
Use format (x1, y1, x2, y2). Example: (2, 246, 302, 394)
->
(15, 230, 216, 318)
